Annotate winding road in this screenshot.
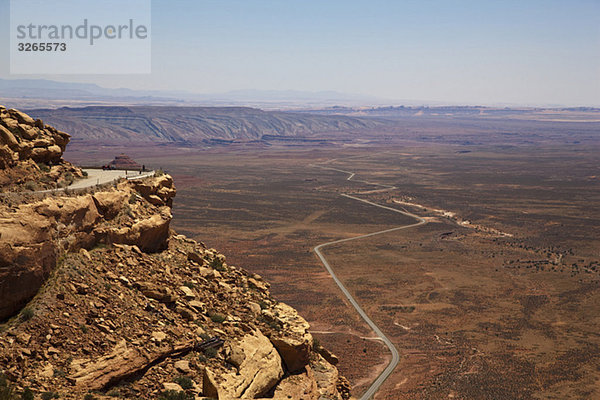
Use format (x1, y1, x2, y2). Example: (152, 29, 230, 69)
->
(311, 163, 427, 400)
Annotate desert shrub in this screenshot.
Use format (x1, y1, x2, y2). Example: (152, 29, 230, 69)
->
(128, 193, 137, 204)
(313, 338, 321, 349)
(209, 312, 225, 323)
(155, 169, 165, 177)
(203, 347, 218, 358)
(174, 376, 193, 390)
(0, 373, 14, 400)
(64, 172, 74, 184)
(199, 332, 211, 341)
(106, 389, 120, 397)
(82, 170, 88, 177)
(53, 369, 66, 378)
(158, 390, 193, 400)
(209, 258, 226, 272)
(36, 163, 50, 172)
(83, 394, 96, 400)
(41, 392, 59, 400)
(23, 181, 38, 191)
(21, 307, 34, 321)
(183, 281, 195, 289)
(21, 387, 34, 400)
(258, 300, 269, 310)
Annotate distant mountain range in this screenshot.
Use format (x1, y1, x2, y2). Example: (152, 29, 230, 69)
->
(0, 78, 388, 108)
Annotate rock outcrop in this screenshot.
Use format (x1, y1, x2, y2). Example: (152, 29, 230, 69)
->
(0, 174, 176, 320)
(0, 106, 82, 191)
(204, 329, 284, 398)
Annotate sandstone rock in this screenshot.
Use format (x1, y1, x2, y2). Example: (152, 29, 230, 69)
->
(69, 340, 197, 389)
(205, 329, 283, 398)
(163, 382, 184, 392)
(187, 251, 205, 265)
(30, 145, 62, 164)
(317, 345, 339, 366)
(311, 354, 342, 400)
(179, 285, 195, 300)
(247, 302, 261, 315)
(174, 360, 191, 373)
(92, 190, 129, 219)
(272, 366, 318, 400)
(151, 331, 167, 343)
(268, 303, 313, 373)
(8, 109, 35, 125)
(103, 210, 172, 253)
(0, 124, 20, 150)
(17, 123, 38, 140)
(137, 282, 177, 303)
(188, 300, 205, 313)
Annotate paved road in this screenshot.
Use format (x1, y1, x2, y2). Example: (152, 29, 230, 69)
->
(40, 169, 155, 193)
(312, 163, 426, 400)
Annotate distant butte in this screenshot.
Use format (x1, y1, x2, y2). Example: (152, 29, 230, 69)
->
(109, 153, 142, 170)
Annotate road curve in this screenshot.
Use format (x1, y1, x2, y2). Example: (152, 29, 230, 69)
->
(311, 163, 426, 400)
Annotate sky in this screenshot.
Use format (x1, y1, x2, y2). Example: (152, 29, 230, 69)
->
(0, 0, 599, 106)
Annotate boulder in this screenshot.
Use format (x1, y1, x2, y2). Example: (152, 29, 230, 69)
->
(267, 303, 313, 373)
(204, 329, 284, 398)
(92, 190, 129, 219)
(271, 366, 318, 400)
(8, 108, 35, 125)
(0, 124, 20, 150)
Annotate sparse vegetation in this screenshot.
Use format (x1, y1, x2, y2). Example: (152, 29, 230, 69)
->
(23, 181, 38, 191)
(20, 307, 34, 321)
(21, 388, 34, 400)
(209, 257, 226, 272)
(41, 392, 59, 400)
(174, 376, 194, 390)
(203, 347, 218, 358)
(209, 311, 226, 323)
(158, 390, 193, 400)
(0, 373, 14, 400)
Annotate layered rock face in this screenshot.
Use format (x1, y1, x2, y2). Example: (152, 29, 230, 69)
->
(0, 108, 350, 399)
(0, 174, 175, 321)
(0, 106, 82, 191)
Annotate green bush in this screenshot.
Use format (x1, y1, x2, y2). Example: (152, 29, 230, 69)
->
(36, 163, 50, 173)
(21, 308, 34, 321)
(41, 392, 59, 400)
(174, 376, 194, 390)
(209, 258, 226, 272)
(82, 170, 89, 177)
(21, 387, 34, 400)
(209, 312, 225, 323)
(23, 181, 38, 191)
(203, 347, 218, 358)
(0, 373, 14, 400)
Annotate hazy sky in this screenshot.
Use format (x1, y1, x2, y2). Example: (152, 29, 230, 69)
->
(1, 0, 599, 106)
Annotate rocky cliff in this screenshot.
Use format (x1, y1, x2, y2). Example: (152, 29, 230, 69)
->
(0, 106, 82, 191)
(0, 109, 350, 399)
